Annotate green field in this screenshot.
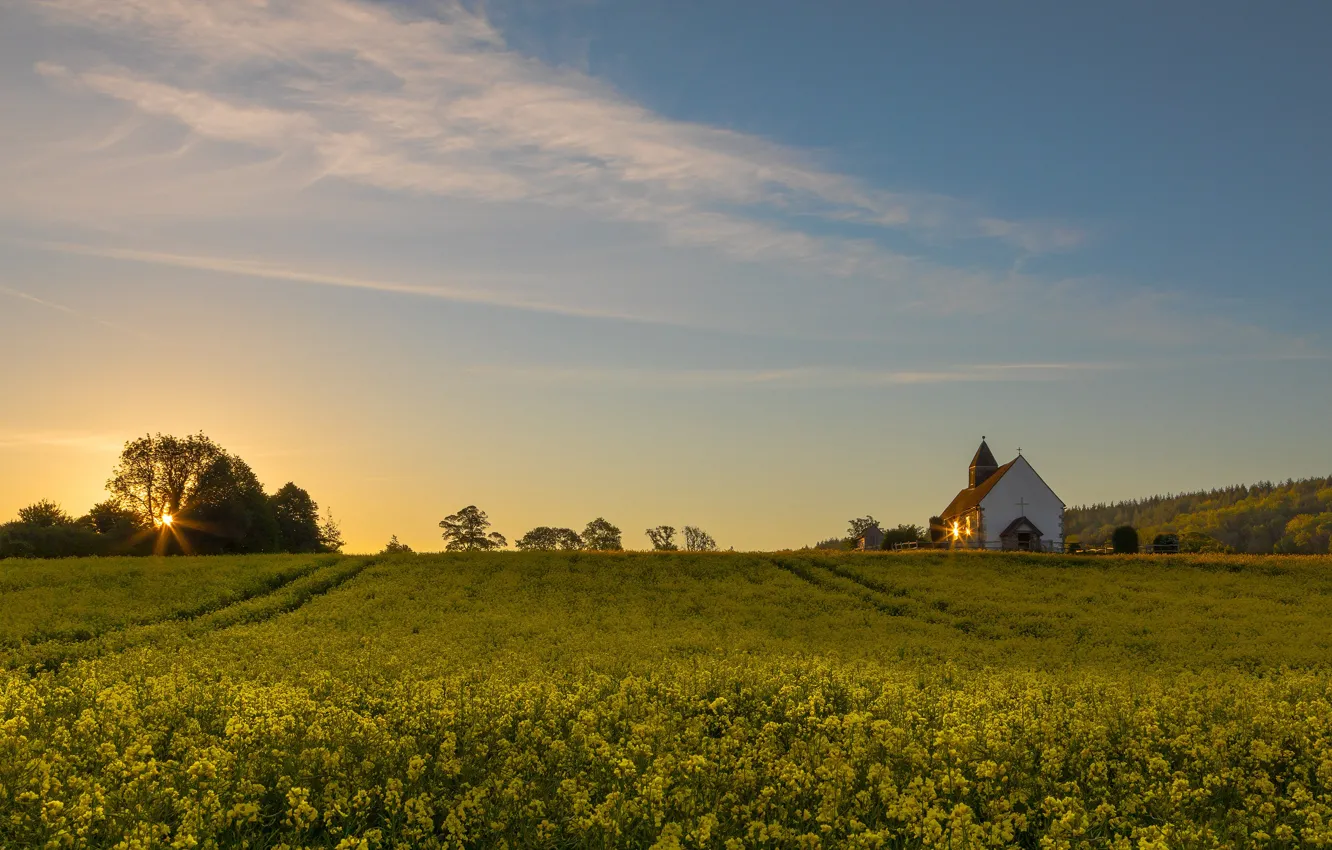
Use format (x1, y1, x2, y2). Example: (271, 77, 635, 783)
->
(4, 551, 1332, 848)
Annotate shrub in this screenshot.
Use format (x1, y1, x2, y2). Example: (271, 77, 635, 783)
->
(1112, 525, 1140, 554)
(0, 523, 111, 558)
(1152, 533, 1180, 552)
(1178, 531, 1234, 554)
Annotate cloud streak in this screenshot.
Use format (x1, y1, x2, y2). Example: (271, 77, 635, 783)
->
(0, 282, 144, 338)
(463, 361, 1121, 390)
(28, 240, 683, 325)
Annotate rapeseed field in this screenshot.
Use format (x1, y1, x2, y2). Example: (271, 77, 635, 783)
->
(4, 551, 1332, 848)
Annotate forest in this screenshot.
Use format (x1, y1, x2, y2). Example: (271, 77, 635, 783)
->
(1066, 475, 1332, 554)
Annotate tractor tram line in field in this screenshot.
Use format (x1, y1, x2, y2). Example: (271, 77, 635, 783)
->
(769, 555, 920, 619)
(817, 558, 999, 638)
(1, 557, 330, 652)
(770, 554, 975, 635)
(3, 557, 377, 672)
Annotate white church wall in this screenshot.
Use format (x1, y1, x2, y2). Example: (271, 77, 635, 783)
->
(978, 457, 1064, 548)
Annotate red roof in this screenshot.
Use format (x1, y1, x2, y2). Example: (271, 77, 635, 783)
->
(940, 459, 1016, 520)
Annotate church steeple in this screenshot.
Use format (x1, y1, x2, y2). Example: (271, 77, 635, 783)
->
(969, 438, 998, 488)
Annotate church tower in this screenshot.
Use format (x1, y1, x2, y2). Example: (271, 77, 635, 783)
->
(969, 439, 999, 488)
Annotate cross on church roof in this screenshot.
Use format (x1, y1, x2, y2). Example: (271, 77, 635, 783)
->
(1016, 496, 1029, 514)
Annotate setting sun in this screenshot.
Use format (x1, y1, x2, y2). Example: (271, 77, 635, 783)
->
(160, 514, 173, 527)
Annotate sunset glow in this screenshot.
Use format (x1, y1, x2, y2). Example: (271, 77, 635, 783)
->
(3, 5, 1332, 846)
(0, 0, 1328, 553)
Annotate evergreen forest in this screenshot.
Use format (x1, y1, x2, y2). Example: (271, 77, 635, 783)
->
(1066, 475, 1332, 554)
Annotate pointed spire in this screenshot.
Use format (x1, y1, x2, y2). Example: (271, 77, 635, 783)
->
(970, 439, 997, 470)
(969, 439, 999, 488)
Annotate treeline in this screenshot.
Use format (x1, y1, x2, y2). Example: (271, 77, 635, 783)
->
(410, 507, 718, 554)
(1067, 476, 1332, 554)
(809, 516, 929, 551)
(0, 433, 342, 559)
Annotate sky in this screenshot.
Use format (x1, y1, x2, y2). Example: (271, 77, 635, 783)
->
(1, 0, 1329, 553)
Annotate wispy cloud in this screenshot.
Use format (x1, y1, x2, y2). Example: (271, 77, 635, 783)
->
(463, 362, 1121, 389)
(16, 0, 1081, 287)
(0, 283, 144, 338)
(28, 240, 681, 325)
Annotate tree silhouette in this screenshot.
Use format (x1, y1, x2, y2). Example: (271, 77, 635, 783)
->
(439, 505, 507, 551)
(270, 483, 323, 553)
(645, 525, 677, 551)
(516, 527, 582, 551)
(78, 500, 143, 536)
(107, 433, 225, 526)
(188, 454, 280, 554)
(318, 508, 344, 553)
(17, 500, 74, 527)
(581, 518, 623, 551)
(682, 526, 717, 552)
(380, 535, 414, 555)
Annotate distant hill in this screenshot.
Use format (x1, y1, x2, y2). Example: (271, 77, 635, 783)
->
(1066, 476, 1332, 554)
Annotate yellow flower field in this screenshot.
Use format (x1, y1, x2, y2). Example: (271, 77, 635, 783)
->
(4, 551, 1332, 848)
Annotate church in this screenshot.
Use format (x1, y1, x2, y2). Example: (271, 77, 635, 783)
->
(936, 439, 1064, 551)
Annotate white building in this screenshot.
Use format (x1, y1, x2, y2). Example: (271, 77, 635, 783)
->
(937, 440, 1064, 551)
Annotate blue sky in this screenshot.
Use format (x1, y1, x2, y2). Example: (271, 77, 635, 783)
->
(0, 0, 1328, 551)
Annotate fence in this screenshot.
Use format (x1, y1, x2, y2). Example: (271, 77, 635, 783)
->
(1066, 541, 1180, 554)
(887, 540, 1181, 555)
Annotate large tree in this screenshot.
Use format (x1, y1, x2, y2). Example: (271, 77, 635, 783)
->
(439, 505, 507, 551)
(515, 526, 582, 551)
(682, 526, 717, 552)
(187, 455, 281, 554)
(107, 433, 226, 526)
(581, 517, 623, 551)
(645, 525, 677, 551)
(270, 482, 323, 553)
